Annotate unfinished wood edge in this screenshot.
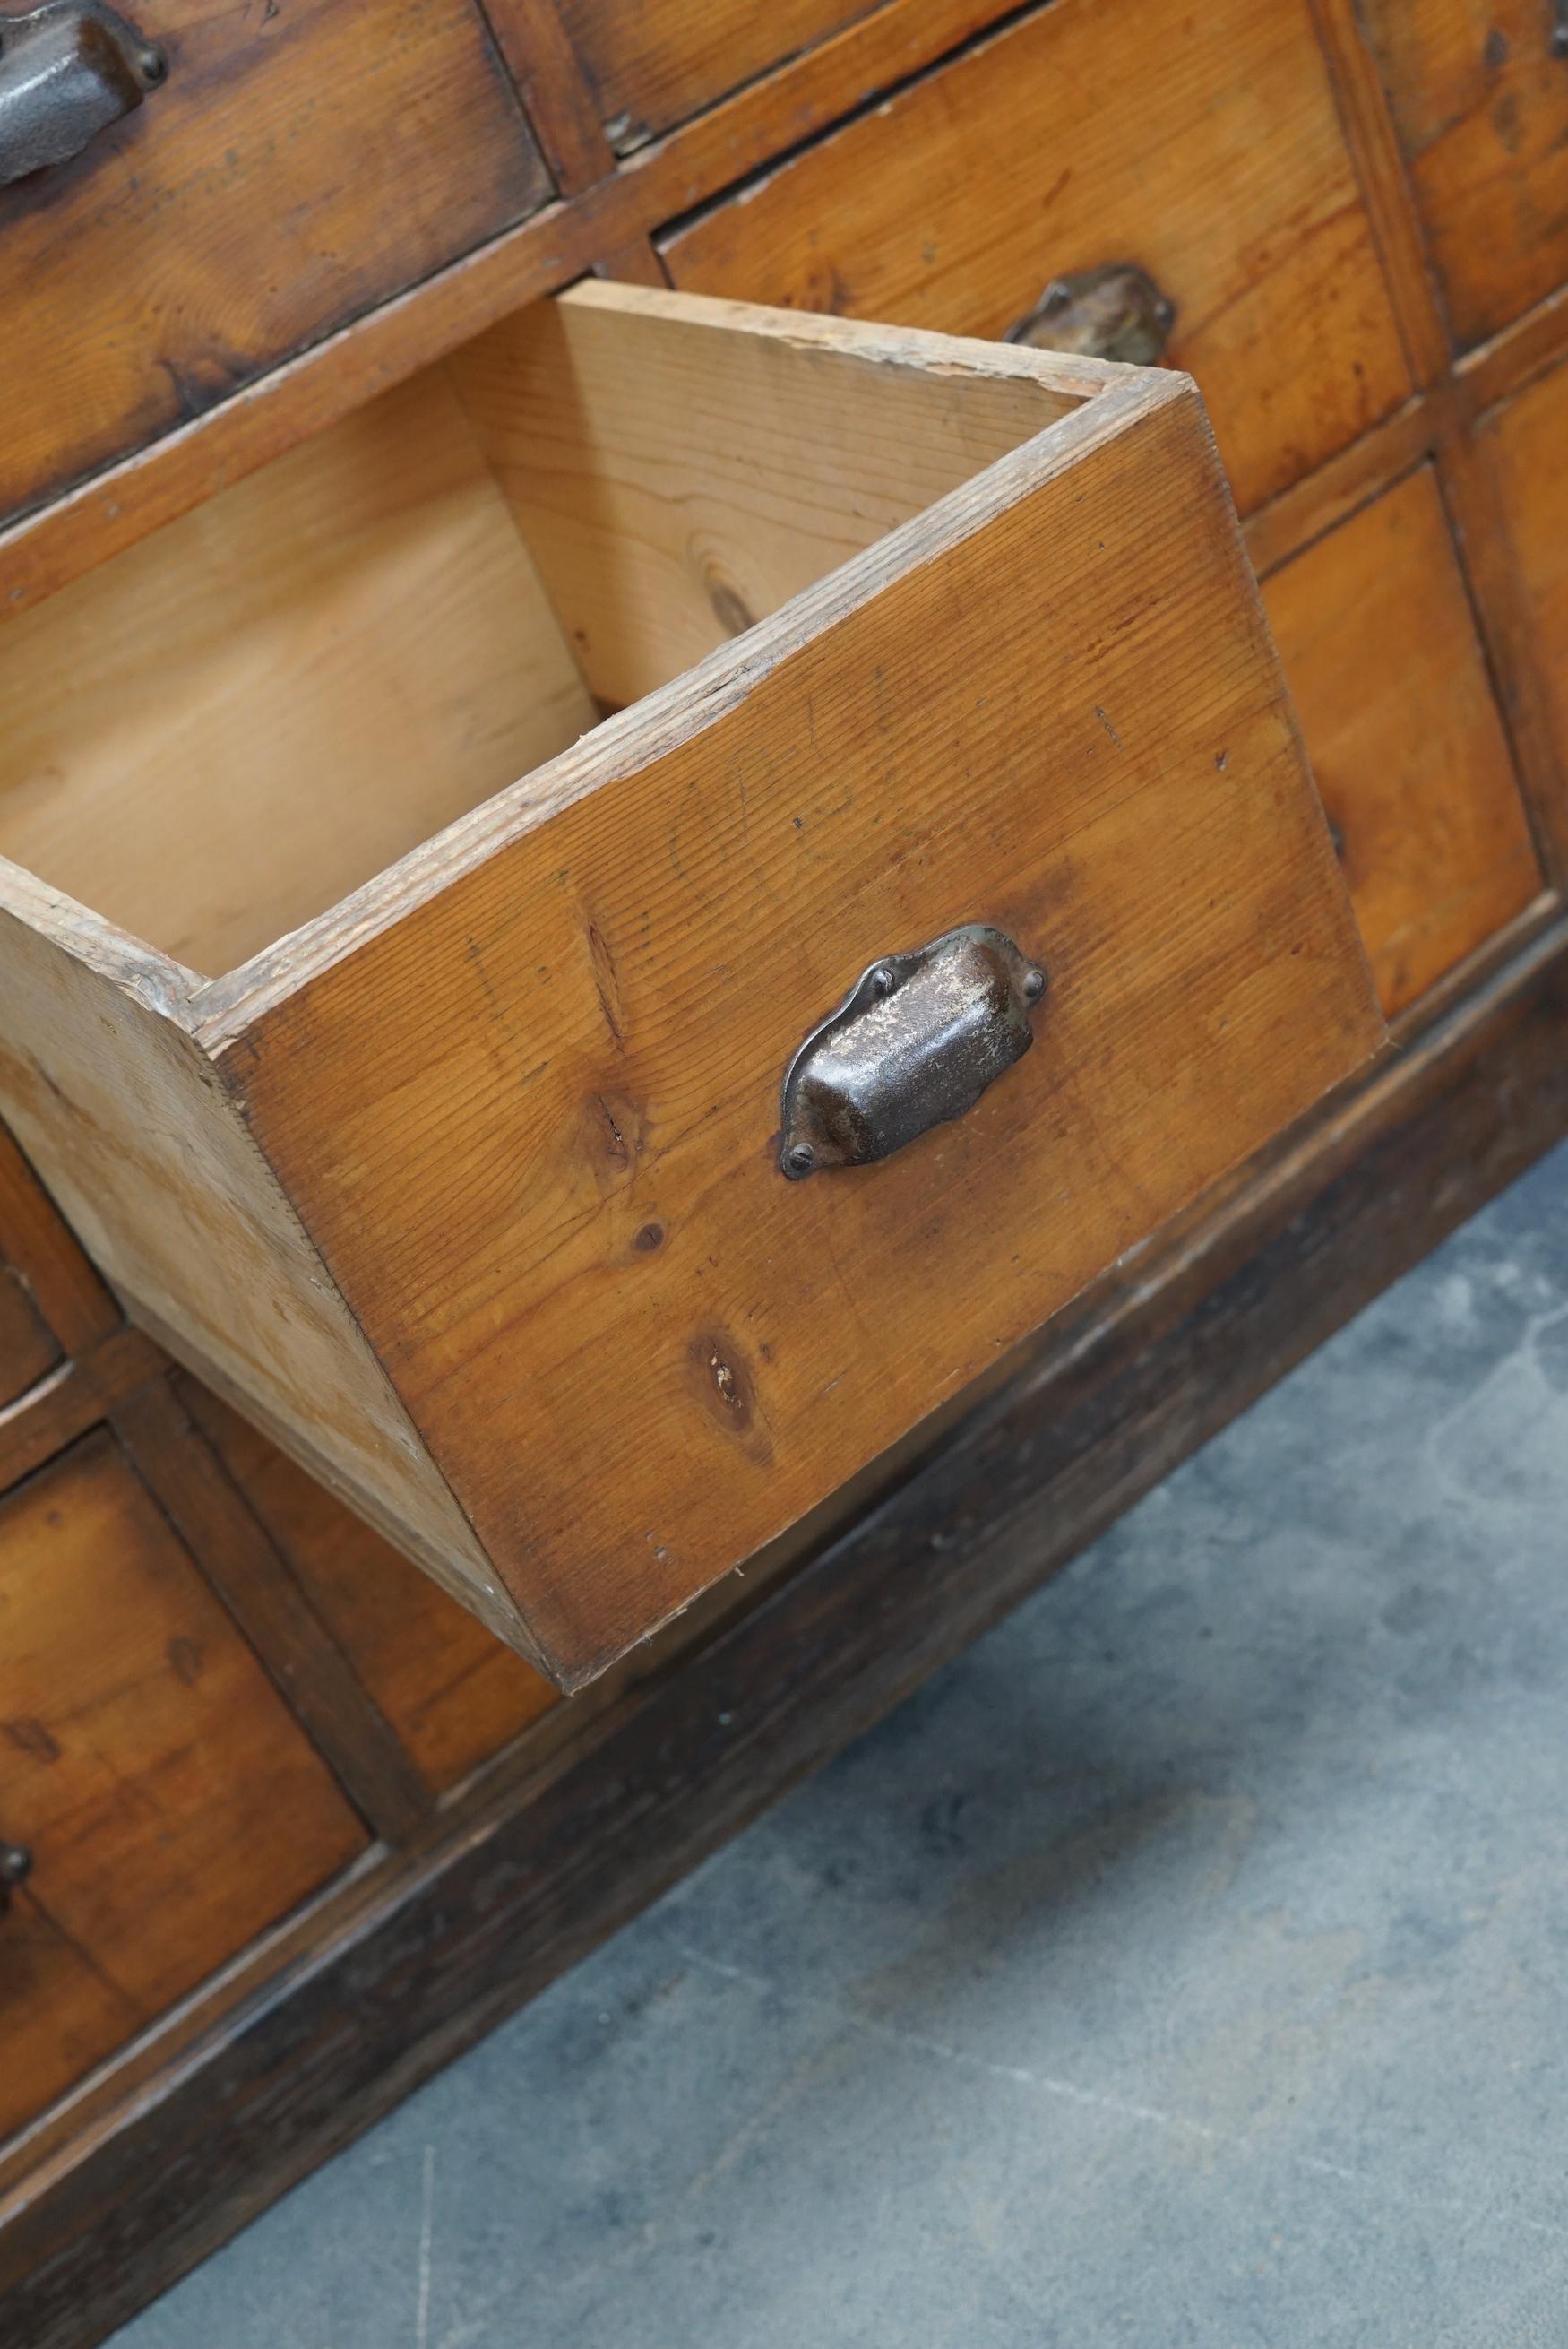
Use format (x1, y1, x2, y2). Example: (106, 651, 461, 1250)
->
(123, 1288, 555, 1681)
(551, 277, 1128, 402)
(188, 368, 1178, 1044)
(0, 858, 205, 1023)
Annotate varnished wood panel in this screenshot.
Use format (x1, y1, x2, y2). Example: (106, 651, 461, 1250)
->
(1360, 0, 1568, 350)
(1482, 357, 1568, 783)
(1262, 467, 1541, 1015)
(0, 1431, 365, 2146)
(556, 0, 881, 146)
(182, 1384, 556, 1793)
(0, 0, 550, 527)
(208, 362, 1382, 1683)
(661, 0, 1411, 513)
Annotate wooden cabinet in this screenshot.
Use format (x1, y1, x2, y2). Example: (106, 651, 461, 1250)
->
(4, 0, 1568, 2333)
(0, 284, 1381, 1685)
(1261, 467, 1542, 1015)
(0, 0, 550, 527)
(660, 0, 1412, 514)
(1359, 0, 1568, 348)
(0, 1430, 366, 2142)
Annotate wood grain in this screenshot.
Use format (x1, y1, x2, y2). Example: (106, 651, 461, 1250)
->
(450, 281, 1101, 704)
(0, 1269, 57, 1412)
(1358, 0, 1568, 350)
(0, 0, 1067, 620)
(206, 366, 1383, 1682)
(1263, 466, 1541, 1014)
(111, 1378, 434, 1844)
(1478, 356, 1568, 865)
(181, 1380, 557, 1795)
(660, 0, 1412, 514)
(556, 0, 882, 144)
(0, 1430, 364, 2146)
(0, 870, 532, 1655)
(479, 0, 616, 191)
(0, 0, 549, 528)
(0, 1122, 118, 1360)
(0, 368, 596, 977)
(6, 903, 1567, 2349)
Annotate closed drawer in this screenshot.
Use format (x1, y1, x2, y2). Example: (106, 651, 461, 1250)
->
(556, 0, 877, 149)
(659, 0, 1411, 515)
(0, 283, 1383, 1688)
(1360, 0, 1568, 349)
(1484, 358, 1568, 770)
(1262, 466, 1542, 1016)
(0, 0, 550, 529)
(0, 1429, 364, 2144)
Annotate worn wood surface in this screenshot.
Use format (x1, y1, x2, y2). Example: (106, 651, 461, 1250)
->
(1359, 0, 1568, 350)
(556, 0, 880, 145)
(111, 1378, 433, 1844)
(451, 281, 1099, 704)
(0, 1273, 56, 1412)
(661, 0, 1411, 514)
(0, 870, 526, 1652)
(0, 1430, 365, 2148)
(201, 366, 1382, 1682)
(5, 907, 1567, 2349)
(0, 367, 595, 977)
(0, 0, 549, 530)
(0, 0, 1032, 621)
(181, 1381, 558, 1794)
(1262, 466, 1542, 1014)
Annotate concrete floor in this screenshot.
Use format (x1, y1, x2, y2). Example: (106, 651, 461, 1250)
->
(113, 1143, 1568, 2348)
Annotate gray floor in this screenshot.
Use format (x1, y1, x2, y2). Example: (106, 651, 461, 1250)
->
(113, 1143, 1568, 2349)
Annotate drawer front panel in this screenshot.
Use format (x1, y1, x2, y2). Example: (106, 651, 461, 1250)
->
(1262, 466, 1542, 1015)
(659, 0, 1410, 514)
(1485, 358, 1568, 770)
(0, 1431, 365, 2144)
(0, 0, 550, 527)
(225, 370, 1383, 1682)
(1360, 0, 1568, 349)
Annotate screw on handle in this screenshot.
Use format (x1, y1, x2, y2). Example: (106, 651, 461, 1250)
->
(1004, 263, 1176, 367)
(0, 1840, 32, 1919)
(0, 1, 166, 190)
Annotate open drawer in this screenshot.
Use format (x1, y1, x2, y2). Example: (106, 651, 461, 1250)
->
(0, 284, 1383, 1688)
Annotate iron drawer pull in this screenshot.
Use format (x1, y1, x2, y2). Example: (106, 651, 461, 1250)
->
(1004, 263, 1175, 366)
(0, 0, 166, 189)
(780, 924, 1047, 1179)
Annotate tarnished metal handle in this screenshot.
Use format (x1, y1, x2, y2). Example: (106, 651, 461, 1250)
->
(0, 0, 165, 189)
(0, 1841, 30, 1919)
(1004, 263, 1175, 367)
(780, 924, 1047, 1179)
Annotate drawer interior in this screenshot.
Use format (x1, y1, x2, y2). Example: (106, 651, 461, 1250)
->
(0, 286, 1088, 981)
